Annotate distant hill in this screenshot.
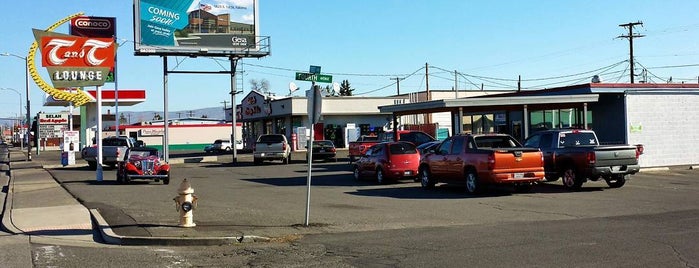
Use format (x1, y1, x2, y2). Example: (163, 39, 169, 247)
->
(118, 106, 227, 124)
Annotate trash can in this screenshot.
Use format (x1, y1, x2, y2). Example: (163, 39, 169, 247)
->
(61, 152, 68, 166)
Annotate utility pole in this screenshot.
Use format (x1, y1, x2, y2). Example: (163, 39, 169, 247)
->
(425, 63, 430, 101)
(221, 100, 229, 110)
(390, 77, 402, 95)
(618, 21, 644, 84)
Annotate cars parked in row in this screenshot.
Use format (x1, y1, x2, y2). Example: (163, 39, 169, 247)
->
(348, 130, 436, 162)
(419, 134, 545, 194)
(353, 141, 421, 184)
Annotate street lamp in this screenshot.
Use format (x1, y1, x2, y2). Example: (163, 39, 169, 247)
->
(0, 87, 23, 150)
(1, 52, 32, 161)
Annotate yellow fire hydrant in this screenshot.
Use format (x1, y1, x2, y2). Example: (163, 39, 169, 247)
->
(173, 179, 198, 227)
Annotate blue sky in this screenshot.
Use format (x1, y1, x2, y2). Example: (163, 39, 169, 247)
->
(2, 0, 699, 121)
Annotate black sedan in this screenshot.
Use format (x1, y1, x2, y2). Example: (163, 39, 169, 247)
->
(307, 140, 337, 162)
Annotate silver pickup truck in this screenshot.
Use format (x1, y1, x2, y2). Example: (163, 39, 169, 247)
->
(253, 134, 291, 165)
(81, 136, 138, 169)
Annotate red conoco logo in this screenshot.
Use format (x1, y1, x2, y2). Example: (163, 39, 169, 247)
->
(75, 18, 112, 29)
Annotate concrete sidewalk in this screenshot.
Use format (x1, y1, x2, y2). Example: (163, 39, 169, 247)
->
(1, 148, 245, 246)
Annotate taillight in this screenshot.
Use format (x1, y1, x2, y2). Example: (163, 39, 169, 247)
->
(587, 152, 596, 164)
(487, 153, 495, 170)
(540, 152, 544, 166)
(282, 143, 287, 151)
(330, 147, 336, 152)
(635, 144, 643, 160)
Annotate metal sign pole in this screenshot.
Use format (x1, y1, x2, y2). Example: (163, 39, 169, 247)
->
(163, 56, 169, 162)
(230, 57, 238, 164)
(304, 82, 316, 227)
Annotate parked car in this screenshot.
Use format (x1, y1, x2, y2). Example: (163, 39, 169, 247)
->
(419, 134, 545, 194)
(523, 129, 642, 190)
(416, 140, 442, 156)
(116, 147, 170, 185)
(348, 130, 436, 162)
(204, 139, 233, 153)
(81, 136, 142, 170)
(347, 135, 379, 162)
(307, 140, 337, 162)
(253, 134, 291, 165)
(353, 142, 420, 184)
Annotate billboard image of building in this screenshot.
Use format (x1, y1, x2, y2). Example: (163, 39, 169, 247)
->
(134, 0, 267, 57)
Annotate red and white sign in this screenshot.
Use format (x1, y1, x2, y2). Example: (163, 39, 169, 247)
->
(41, 36, 115, 68)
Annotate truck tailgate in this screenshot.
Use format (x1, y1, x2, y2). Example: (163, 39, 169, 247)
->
(594, 146, 638, 166)
(493, 148, 544, 171)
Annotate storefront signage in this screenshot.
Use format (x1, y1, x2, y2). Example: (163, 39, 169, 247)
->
(140, 128, 165, 136)
(38, 113, 69, 125)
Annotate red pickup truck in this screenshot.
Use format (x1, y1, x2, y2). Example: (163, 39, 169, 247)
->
(348, 130, 436, 162)
(419, 134, 545, 194)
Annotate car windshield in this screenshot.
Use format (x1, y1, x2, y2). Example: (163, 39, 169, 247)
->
(389, 143, 417, 154)
(213, 140, 222, 144)
(259, 135, 284, 143)
(559, 132, 597, 147)
(103, 138, 128, 146)
(313, 141, 334, 147)
(474, 136, 519, 148)
(129, 150, 158, 158)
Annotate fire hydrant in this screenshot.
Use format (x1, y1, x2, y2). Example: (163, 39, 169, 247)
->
(173, 179, 198, 227)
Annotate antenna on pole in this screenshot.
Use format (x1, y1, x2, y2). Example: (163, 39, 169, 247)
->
(618, 21, 644, 84)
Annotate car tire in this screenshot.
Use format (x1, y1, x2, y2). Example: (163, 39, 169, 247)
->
(88, 161, 97, 170)
(376, 168, 385, 184)
(116, 172, 124, 184)
(254, 158, 261, 165)
(562, 167, 583, 191)
(605, 174, 626, 188)
(353, 165, 362, 181)
(420, 167, 435, 189)
(163, 174, 170, 185)
(225, 147, 231, 152)
(284, 155, 290, 165)
(465, 169, 482, 194)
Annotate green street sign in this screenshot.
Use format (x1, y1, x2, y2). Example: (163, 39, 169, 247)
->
(295, 72, 332, 83)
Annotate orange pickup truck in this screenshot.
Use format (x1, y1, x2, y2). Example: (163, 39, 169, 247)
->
(418, 133, 544, 194)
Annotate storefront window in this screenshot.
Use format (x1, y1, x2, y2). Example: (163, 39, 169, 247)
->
(529, 108, 594, 131)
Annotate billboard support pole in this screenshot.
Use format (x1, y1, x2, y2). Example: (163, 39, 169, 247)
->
(230, 56, 239, 164)
(163, 56, 169, 163)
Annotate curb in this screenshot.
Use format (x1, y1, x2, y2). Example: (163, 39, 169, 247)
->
(639, 167, 670, 172)
(90, 209, 270, 246)
(168, 156, 219, 164)
(0, 171, 20, 235)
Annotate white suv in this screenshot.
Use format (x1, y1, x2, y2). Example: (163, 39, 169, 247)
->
(205, 139, 233, 153)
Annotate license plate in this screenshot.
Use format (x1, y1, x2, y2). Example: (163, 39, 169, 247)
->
(319, 149, 325, 152)
(612, 166, 621, 171)
(404, 171, 413, 176)
(514, 173, 524, 179)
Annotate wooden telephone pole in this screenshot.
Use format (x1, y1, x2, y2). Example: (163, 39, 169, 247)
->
(618, 21, 644, 83)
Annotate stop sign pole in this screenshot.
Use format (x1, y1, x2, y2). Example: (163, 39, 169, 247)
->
(304, 82, 322, 226)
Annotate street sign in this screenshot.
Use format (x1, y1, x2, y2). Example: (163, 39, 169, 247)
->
(295, 72, 332, 83)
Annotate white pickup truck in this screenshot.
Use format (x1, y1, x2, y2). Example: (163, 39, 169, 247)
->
(81, 136, 141, 169)
(253, 134, 291, 165)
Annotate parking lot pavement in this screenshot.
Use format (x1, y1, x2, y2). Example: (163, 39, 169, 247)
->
(4, 147, 699, 246)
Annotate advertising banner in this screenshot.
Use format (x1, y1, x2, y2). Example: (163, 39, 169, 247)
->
(33, 29, 115, 87)
(134, 0, 260, 56)
(70, 16, 117, 82)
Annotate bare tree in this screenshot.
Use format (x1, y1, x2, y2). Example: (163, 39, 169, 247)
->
(250, 79, 271, 94)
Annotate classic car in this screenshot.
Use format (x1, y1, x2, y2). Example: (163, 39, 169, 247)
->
(116, 147, 170, 184)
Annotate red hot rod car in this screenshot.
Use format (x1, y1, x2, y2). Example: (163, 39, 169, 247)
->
(116, 147, 170, 185)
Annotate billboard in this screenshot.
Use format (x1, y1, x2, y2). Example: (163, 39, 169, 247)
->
(133, 0, 267, 57)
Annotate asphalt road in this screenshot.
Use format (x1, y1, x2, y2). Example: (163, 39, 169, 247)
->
(23, 150, 699, 267)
